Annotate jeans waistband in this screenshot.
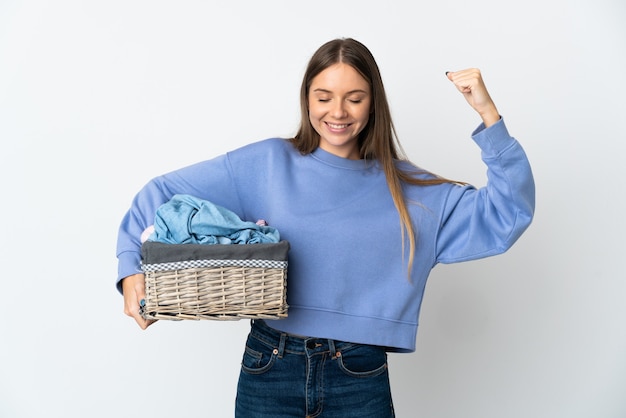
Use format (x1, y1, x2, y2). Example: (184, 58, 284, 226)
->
(249, 319, 357, 358)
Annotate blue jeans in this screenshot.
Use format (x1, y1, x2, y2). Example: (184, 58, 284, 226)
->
(235, 320, 395, 417)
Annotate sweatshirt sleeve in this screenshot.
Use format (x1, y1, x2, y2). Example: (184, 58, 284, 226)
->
(115, 153, 240, 293)
(435, 118, 535, 264)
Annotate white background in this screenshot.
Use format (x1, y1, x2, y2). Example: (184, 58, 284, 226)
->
(1, 1, 625, 417)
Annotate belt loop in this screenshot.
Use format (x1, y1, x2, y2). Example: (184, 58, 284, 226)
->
(277, 332, 287, 358)
(328, 339, 338, 359)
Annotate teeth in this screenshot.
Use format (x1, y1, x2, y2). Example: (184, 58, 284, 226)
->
(328, 123, 348, 129)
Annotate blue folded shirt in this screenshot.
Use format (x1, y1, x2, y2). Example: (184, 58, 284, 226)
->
(148, 194, 280, 245)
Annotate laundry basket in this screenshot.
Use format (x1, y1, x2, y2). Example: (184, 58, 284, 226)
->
(140, 240, 289, 320)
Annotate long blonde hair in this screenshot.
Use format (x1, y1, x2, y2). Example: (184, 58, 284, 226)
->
(290, 38, 457, 276)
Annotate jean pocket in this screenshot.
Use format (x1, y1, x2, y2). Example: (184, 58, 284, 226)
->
(336, 344, 388, 378)
(240, 336, 277, 375)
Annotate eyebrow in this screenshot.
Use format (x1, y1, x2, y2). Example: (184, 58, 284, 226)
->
(312, 88, 369, 95)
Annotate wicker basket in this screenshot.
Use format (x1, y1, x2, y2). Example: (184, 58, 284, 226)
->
(140, 240, 289, 320)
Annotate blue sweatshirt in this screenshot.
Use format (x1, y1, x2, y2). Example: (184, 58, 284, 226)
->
(116, 118, 534, 352)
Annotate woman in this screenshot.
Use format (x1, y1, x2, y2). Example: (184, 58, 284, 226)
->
(117, 38, 534, 417)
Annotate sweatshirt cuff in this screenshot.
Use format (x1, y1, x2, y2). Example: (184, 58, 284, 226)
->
(471, 116, 516, 156)
(116, 250, 143, 294)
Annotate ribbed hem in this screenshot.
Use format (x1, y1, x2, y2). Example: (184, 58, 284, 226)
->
(471, 117, 516, 156)
(116, 250, 143, 294)
(266, 307, 418, 353)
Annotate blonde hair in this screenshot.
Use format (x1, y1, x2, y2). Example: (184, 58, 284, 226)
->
(290, 38, 457, 276)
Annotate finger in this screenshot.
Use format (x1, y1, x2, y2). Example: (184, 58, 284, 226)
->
(136, 297, 157, 329)
(447, 68, 482, 79)
(121, 273, 156, 329)
(125, 298, 156, 330)
(131, 279, 155, 328)
(135, 314, 156, 330)
(447, 70, 482, 93)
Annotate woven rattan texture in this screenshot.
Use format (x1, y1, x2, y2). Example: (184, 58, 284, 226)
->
(141, 265, 288, 320)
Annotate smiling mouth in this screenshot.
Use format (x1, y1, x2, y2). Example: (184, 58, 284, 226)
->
(326, 122, 350, 129)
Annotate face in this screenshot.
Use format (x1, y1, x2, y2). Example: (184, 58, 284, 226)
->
(308, 63, 372, 159)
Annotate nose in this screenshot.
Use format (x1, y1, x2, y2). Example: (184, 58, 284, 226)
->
(331, 100, 348, 119)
